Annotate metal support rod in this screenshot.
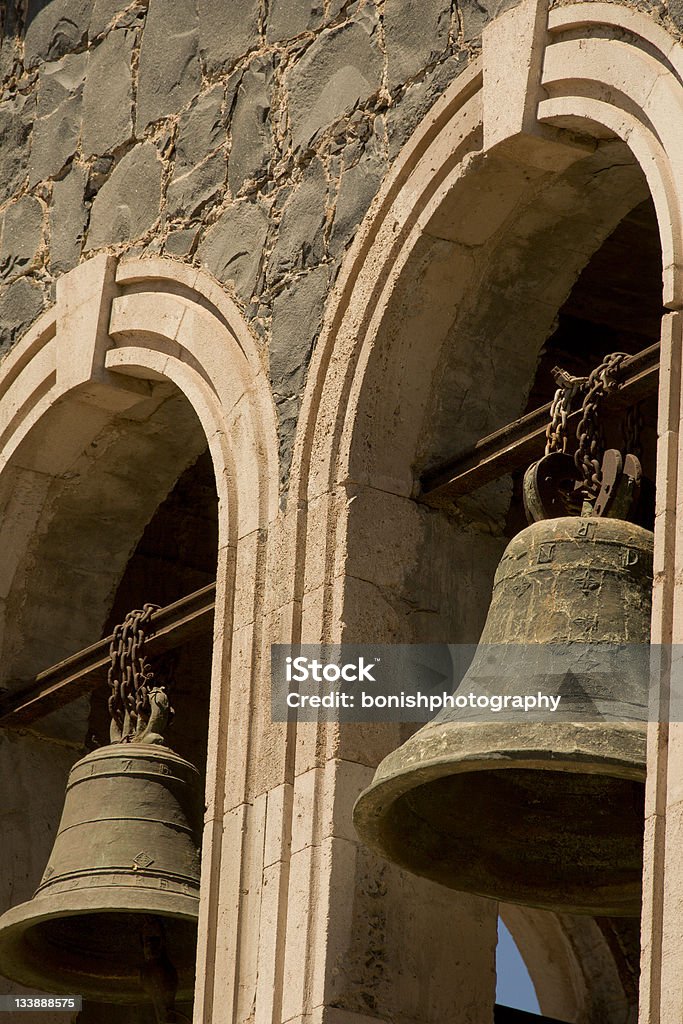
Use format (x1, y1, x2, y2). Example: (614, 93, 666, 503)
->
(0, 584, 216, 728)
(420, 342, 659, 502)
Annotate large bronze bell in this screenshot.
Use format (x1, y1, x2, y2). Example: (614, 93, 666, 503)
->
(0, 607, 202, 1011)
(354, 512, 653, 916)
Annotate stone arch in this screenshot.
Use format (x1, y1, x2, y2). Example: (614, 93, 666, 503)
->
(501, 906, 639, 1023)
(0, 253, 280, 1020)
(291, 0, 683, 562)
(286, 1, 683, 1020)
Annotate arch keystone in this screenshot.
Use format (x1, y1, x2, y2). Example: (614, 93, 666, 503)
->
(483, 0, 591, 169)
(55, 253, 150, 410)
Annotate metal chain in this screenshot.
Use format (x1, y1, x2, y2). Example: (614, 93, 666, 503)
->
(574, 351, 628, 497)
(545, 369, 586, 455)
(107, 603, 160, 743)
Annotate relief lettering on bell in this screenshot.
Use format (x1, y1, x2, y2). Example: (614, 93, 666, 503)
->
(0, 604, 203, 1017)
(354, 353, 653, 917)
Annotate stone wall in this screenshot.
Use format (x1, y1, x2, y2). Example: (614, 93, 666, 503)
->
(0, 0, 515, 489)
(0, 0, 680, 488)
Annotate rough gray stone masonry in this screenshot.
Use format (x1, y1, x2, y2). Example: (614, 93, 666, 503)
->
(50, 165, 88, 276)
(24, 0, 93, 68)
(86, 142, 163, 248)
(137, 0, 201, 131)
(81, 27, 135, 157)
(196, 199, 270, 300)
(287, 16, 384, 151)
(0, 194, 44, 281)
(267, 0, 324, 42)
(0, 0, 679, 489)
(385, 0, 450, 88)
(30, 51, 86, 184)
(228, 56, 275, 195)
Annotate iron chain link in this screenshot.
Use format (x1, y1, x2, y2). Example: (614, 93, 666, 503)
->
(545, 370, 585, 455)
(107, 603, 160, 743)
(574, 351, 628, 497)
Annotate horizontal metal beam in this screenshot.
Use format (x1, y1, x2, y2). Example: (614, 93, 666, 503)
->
(420, 343, 660, 502)
(0, 583, 216, 728)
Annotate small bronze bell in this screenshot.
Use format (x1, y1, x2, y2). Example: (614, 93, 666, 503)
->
(0, 606, 202, 1009)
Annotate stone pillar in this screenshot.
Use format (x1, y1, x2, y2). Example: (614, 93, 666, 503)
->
(639, 311, 683, 1024)
(276, 733, 499, 1024)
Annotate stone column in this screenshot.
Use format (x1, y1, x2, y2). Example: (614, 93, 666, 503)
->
(276, 726, 499, 1024)
(639, 311, 683, 1024)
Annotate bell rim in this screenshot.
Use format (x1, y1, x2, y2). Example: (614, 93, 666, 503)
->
(353, 721, 646, 916)
(355, 719, 646, 805)
(354, 720, 646, 819)
(0, 886, 199, 1003)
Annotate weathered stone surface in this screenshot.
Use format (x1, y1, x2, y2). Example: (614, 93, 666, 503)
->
(30, 98, 83, 185)
(386, 51, 469, 157)
(164, 228, 198, 257)
(175, 85, 225, 177)
(86, 154, 114, 199)
(197, 200, 269, 301)
(82, 28, 135, 156)
(86, 143, 162, 248)
(266, 0, 323, 42)
(89, 0, 132, 38)
(267, 158, 327, 284)
(37, 52, 87, 119)
(0, 94, 33, 205)
(137, 0, 201, 130)
(36, 52, 88, 118)
(461, 0, 519, 43)
(270, 265, 329, 399)
(50, 165, 88, 275)
(385, 0, 450, 88)
(24, 0, 93, 68)
(270, 265, 329, 480)
(0, 196, 44, 282)
(669, 0, 683, 30)
(168, 151, 226, 219)
(0, 5, 23, 87)
(287, 17, 383, 151)
(330, 148, 385, 254)
(327, 0, 350, 18)
(30, 53, 87, 184)
(228, 57, 274, 196)
(0, 278, 45, 352)
(198, 0, 260, 75)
